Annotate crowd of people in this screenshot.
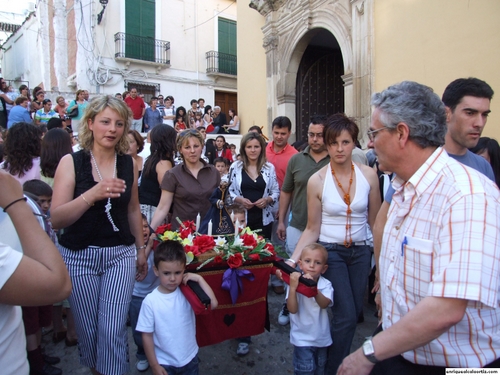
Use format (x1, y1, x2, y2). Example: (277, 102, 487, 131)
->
(0, 79, 240, 139)
(0, 76, 500, 375)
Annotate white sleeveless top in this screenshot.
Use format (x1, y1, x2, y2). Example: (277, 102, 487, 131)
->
(319, 163, 370, 243)
(229, 119, 240, 131)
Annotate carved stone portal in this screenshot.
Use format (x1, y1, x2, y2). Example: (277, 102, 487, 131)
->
(250, 0, 373, 145)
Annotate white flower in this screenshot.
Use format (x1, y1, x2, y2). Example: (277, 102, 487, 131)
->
(232, 236, 243, 247)
(215, 236, 227, 247)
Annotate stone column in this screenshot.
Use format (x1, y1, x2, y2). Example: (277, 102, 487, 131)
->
(350, 0, 374, 146)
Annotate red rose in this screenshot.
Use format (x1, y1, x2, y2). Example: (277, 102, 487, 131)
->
(185, 245, 200, 256)
(193, 235, 215, 254)
(264, 243, 276, 255)
(248, 253, 260, 261)
(213, 255, 224, 264)
(227, 252, 243, 269)
(179, 227, 192, 239)
(155, 223, 171, 235)
(182, 220, 196, 232)
(241, 233, 257, 248)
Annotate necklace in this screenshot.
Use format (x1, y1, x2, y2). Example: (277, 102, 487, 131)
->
(90, 151, 120, 232)
(245, 168, 260, 183)
(331, 162, 354, 247)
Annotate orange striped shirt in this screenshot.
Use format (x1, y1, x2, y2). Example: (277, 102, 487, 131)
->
(380, 147, 500, 367)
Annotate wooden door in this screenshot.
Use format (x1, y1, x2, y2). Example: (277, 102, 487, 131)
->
(296, 46, 344, 141)
(214, 91, 237, 116)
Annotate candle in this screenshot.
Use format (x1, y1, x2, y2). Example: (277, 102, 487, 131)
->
(230, 210, 235, 223)
(195, 212, 200, 232)
(234, 219, 239, 236)
(208, 220, 213, 236)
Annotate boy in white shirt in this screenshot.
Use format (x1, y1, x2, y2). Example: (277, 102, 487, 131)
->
(137, 240, 218, 375)
(281, 243, 333, 375)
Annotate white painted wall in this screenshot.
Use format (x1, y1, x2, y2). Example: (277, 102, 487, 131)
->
(2, 0, 237, 110)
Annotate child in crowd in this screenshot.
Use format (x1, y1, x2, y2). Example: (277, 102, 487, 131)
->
(229, 203, 247, 230)
(229, 143, 237, 161)
(129, 214, 159, 372)
(175, 115, 186, 133)
(21, 180, 64, 375)
(278, 243, 333, 375)
(137, 240, 218, 375)
(23, 179, 52, 215)
(187, 99, 200, 121)
(194, 112, 203, 128)
(214, 157, 230, 177)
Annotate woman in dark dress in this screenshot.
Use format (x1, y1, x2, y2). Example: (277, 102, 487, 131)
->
(228, 132, 279, 240)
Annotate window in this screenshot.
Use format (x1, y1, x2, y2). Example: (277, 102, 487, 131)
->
(218, 18, 237, 74)
(125, 0, 155, 61)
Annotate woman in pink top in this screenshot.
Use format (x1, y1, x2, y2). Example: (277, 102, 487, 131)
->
(0, 122, 42, 184)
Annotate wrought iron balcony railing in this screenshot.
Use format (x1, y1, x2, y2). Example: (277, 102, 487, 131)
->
(206, 51, 237, 76)
(114, 32, 170, 65)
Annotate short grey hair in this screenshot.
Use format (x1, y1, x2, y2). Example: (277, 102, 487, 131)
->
(371, 81, 446, 148)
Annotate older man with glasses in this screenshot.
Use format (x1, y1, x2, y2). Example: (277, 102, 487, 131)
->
(338, 80, 500, 375)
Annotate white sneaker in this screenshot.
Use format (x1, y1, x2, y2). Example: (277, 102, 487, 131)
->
(237, 342, 250, 356)
(278, 303, 290, 325)
(136, 359, 149, 372)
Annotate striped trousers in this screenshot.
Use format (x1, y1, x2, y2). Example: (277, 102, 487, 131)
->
(59, 244, 136, 375)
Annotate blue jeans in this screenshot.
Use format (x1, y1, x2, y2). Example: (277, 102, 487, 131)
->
(293, 346, 327, 375)
(161, 356, 199, 375)
(319, 242, 372, 373)
(129, 295, 146, 360)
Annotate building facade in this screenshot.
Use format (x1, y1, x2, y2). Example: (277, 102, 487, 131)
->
(239, 0, 500, 143)
(1, 0, 238, 114)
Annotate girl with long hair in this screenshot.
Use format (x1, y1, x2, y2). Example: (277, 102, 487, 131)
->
(223, 108, 240, 134)
(228, 132, 279, 240)
(215, 135, 233, 162)
(40, 128, 73, 187)
(139, 125, 177, 222)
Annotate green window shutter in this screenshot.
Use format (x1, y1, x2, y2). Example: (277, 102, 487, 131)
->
(125, 0, 155, 61)
(218, 18, 237, 74)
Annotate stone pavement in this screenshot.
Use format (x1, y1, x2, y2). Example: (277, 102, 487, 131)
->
(43, 287, 378, 375)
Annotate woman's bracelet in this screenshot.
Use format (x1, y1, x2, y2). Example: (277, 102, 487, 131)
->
(137, 245, 147, 251)
(287, 258, 297, 265)
(81, 194, 94, 207)
(3, 197, 27, 212)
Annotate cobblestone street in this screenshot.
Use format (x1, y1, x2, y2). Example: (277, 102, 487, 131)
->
(43, 287, 378, 375)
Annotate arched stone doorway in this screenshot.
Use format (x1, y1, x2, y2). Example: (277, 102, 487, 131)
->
(295, 30, 344, 141)
(253, 0, 373, 145)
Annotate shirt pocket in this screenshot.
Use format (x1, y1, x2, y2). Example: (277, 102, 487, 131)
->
(398, 236, 434, 298)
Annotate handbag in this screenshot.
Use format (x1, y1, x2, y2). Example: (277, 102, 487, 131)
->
(67, 103, 79, 118)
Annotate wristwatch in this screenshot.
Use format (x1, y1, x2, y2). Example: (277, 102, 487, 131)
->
(362, 337, 379, 364)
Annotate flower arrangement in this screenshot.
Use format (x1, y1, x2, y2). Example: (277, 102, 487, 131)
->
(155, 219, 277, 270)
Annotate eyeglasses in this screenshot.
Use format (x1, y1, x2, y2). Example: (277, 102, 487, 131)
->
(307, 132, 323, 139)
(367, 126, 390, 141)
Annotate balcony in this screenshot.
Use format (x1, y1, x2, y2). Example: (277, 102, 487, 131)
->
(114, 32, 170, 70)
(206, 51, 237, 78)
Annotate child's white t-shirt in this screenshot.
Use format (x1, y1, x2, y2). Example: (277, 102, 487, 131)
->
(136, 287, 198, 367)
(286, 275, 334, 347)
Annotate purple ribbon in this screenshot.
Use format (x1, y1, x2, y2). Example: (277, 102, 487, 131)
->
(221, 268, 255, 305)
